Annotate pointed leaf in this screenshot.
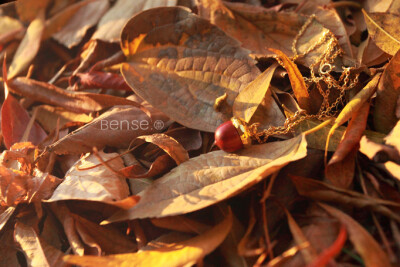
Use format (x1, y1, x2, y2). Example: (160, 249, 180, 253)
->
(104, 135, 307, 222)
(120, 6, 280, 132)
(233, 63, 278, 122)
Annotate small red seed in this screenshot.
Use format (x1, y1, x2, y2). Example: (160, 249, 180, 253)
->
(215, 120, 243, 152)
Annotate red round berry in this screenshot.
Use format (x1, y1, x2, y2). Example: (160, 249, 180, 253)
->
(215, 120, 243, 152)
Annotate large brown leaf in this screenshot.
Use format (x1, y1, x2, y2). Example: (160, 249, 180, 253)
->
(104, 135, 307, 222)
(198, 0, 340, 67)
(120, 7, 279, 132)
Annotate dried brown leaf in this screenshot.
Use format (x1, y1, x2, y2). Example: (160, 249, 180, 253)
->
(93, 0, 177, 42)
(326, 102, 370, 188)
(51, 0, 109, 48)
(319, 203, 391, 267)
(64, 210, 233, 267)
(104, 135, 307, 222)
(48, 151, 129, 202)
(7, 77, 145, 114)
(14, 222, 66, 267)
(47, 105, 170, 155)
(363, 9, 400, 56)
(121, 6, 274, 132)
(269, 49, 312, 113)
(233, 63, 278, 123)
(290, 175, 400, 222)
(8, 9, 44, 79)
(137, 133, 189, 165)
(198, 0, 340, 67)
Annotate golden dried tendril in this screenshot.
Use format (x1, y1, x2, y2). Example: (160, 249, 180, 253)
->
(248, 14, 359, 143)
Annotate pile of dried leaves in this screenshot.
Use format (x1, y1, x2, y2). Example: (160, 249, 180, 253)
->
(1, 0, 400, 266)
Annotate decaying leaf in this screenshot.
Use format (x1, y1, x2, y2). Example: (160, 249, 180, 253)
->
(363, 9, 400, 56)
(121, 6, 282, 132)
(14, 222, 66, 267)
(48, 151, 129, 202)
(47, 104, 170, 155)
(8, 9, 44, 79)
(64, 210, 232, 267)
(326, 102, 370, 188)
(198, 0, 340, 67)
(51, 0, 109, 48)
(270, 48, 312, 113)
(92, 0, 177, 42)
(104, 135, 307, 222)
(137, 133, 189, 165)
(233, 63, 278, 123)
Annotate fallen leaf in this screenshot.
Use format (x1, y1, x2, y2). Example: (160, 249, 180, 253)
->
(0, 166, 61, 207)
(15, 0, 50, 22)
(47, 105, 170, 154)
(71, 71, 132, 91)
(14, 222, 66, 267)
(308, 223, 347, 267)
(8, 9, 45, 79)
(374, 49, 400, 133)
(34, 105, 93, 133)
(326, 73, 381, 153)
(0, 16, 24, 46)
(122, 154, 175, 179)
(298, 0, 353, 59)
(363, 9, 400, 56)
(104, 135, 307, 222)
(290, 175, 400, 222)
(51, 0, 109, 48)
(270, 48, 312, 113)
(92, 0, 177, 42)
(319, 203, 391, 267)
(296, 118, 385, 151)
(233, 63, 278, 122)
(198, 0, 340, 67)
(1, 85, 47, 149)
(6, 77, 146, 114)
(326, 102, 370, 188)
(284, 208, 317, 264)
(48, 151, 129, 202)
(64, 210, 233, 267)
(121, 6, 269, 132)
(136, 133, 189, 165)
